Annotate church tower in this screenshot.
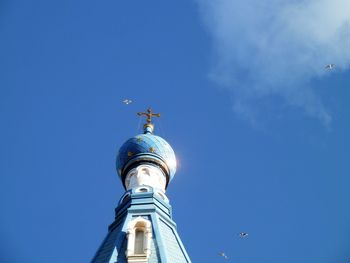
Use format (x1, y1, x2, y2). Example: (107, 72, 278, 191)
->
(91, 108, 191, 263)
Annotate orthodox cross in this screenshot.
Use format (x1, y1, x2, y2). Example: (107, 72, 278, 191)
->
(137, 108, 160, 124)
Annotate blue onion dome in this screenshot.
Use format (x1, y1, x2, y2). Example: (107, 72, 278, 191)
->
(116, 123, 177, 189)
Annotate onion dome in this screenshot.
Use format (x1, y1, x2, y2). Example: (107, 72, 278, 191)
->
(116, 108, 177, 189)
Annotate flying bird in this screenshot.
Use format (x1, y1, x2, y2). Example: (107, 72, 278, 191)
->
(325, 64, 335, 70)
(122, 99, 132, 105)
(239, 232, 248, 238)
(218, 252, 229, 260)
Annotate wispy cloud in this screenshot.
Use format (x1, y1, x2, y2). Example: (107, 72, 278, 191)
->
(197, 0, 350, 126)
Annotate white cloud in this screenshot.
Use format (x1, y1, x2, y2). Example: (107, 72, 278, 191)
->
(197, 0, 350, 125)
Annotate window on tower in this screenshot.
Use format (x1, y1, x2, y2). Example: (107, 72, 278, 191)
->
(138, 187, 148, 193)
(126, 217, 152, 262)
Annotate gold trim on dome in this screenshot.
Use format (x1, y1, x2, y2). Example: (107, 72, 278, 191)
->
(149, 147, 155, 153)
(127, 151, 134, 157)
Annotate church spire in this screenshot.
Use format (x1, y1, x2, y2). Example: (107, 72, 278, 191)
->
(91, 109, 191, 263)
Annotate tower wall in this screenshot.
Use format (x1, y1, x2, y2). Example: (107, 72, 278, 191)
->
(91, 187, 191, 263)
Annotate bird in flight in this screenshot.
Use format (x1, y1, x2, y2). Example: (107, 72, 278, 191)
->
(325, 64, 335, 70)
(122, 99, 132, 105)
(239, 232, 248, 238)
(218, 252, 229, 260)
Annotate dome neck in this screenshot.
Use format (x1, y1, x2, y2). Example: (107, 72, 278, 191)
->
(143, 123, 154, 134)
(124, 164, 167, 192)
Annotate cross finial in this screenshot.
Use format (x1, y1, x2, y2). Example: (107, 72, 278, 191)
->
(137, 107, 160, 124)
(137, 108, 160, 133)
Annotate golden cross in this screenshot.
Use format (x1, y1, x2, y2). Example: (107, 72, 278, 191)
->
(137, 108, 160, 124)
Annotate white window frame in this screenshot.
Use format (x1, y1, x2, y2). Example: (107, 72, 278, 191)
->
(126, 217, 152, 263)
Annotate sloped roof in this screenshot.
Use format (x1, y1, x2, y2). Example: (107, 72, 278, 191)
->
(91, 188, 191, 263)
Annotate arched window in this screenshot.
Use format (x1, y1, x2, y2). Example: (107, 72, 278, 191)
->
(138, 188, 148, 193)
(126, 217, 152, 261)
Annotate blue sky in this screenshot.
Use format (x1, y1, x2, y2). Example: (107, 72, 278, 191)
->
(1, 0, 350, 262)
